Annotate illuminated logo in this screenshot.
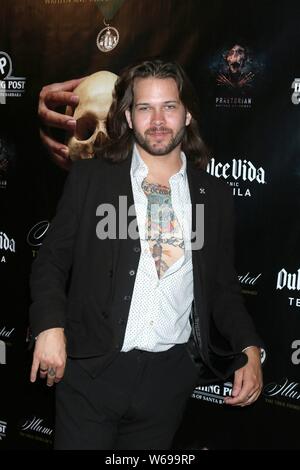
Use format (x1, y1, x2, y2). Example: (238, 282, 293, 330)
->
(264, 378, 300, 411)
(19, 416, 53, 444)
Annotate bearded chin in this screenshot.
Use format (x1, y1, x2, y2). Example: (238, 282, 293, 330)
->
(133, 126, 186, 156)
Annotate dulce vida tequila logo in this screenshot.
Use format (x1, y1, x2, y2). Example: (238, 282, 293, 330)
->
(276, 268, 300, 309)
(207, 158, 266, 197)
(0, 231, 16, 263)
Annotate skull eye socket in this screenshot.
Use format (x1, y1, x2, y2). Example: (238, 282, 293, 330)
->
(75, 113, 98, 141)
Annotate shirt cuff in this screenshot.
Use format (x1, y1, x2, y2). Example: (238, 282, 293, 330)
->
(242, 345, 266, 364)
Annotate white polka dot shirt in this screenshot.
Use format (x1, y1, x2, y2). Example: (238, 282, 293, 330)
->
(121, 145, 194, 352)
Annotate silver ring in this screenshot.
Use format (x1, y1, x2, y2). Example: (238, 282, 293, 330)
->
(47, 367, 56, 377)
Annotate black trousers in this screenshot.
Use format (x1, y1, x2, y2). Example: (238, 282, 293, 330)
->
(54, 344, 199, 450)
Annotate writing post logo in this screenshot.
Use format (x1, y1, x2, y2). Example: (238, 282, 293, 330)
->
(192, 382, 233, 404)
(0, 420, 7, 439)
(0, 51, 26, 104)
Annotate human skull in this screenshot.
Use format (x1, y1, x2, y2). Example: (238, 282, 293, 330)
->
(66, 71, 118, 160)
(225, 45, 246, 74)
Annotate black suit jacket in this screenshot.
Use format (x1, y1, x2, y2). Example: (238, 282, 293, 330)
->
(30, 155, 262, 384)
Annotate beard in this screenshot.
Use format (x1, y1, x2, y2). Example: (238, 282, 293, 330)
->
(133, 125, 186, 156)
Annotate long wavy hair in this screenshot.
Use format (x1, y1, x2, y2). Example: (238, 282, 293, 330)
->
(96, 59, 209, 169)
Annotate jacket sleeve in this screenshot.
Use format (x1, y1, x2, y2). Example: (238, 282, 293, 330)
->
(29, 162, 83, 338)
(211, 183, 263, 352)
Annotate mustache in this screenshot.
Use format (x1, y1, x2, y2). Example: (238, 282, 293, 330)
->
(145, 127, 172, 135)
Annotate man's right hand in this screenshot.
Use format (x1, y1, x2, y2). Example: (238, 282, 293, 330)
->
(30, 327, 67, 387)
(38, 78, 86, 170)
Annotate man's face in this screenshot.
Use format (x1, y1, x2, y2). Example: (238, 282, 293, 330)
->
(125, 77, 191, 157)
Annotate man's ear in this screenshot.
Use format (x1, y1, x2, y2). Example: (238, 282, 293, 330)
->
(185, 111, 192, 126)
(125, 109, 133, 129)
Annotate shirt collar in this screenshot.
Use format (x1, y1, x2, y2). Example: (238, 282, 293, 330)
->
(131, 144, 187, 180)
(131, 144, 148, 178)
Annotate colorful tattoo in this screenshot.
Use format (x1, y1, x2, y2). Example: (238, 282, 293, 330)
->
(142, 178, 184, 278)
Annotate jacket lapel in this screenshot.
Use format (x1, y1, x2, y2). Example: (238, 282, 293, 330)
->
(109, 155, 141, 277)
(186, 161, 210, 357)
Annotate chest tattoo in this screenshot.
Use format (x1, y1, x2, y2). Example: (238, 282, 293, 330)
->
(142, 178, 184, 279)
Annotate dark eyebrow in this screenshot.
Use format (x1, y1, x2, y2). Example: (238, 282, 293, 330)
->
(135, 100, 179, 107)
(163, 101, 179, 105)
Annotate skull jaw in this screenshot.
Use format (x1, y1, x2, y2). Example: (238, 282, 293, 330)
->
(66, 110, 110, 160)
(67, 130, 109, 161)
(67, 138, 95, 160)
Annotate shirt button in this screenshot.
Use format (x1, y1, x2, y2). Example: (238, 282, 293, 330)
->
(123, 295, 131, 301)
(129, 270, 135, 276)
(133, 246, 140, 253)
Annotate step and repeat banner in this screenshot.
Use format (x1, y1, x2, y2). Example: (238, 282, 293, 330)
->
(1, 0, 299, 450)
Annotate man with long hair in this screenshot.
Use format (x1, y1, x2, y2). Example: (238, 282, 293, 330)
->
(30, 59, 263, 450)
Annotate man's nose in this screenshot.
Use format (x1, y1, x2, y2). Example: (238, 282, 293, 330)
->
(151, 109, 165, 126)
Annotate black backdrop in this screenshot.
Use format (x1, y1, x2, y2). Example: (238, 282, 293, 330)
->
(1, 0, 300, 450)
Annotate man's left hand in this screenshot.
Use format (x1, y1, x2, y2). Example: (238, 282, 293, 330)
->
(224, 346, 263, 407)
